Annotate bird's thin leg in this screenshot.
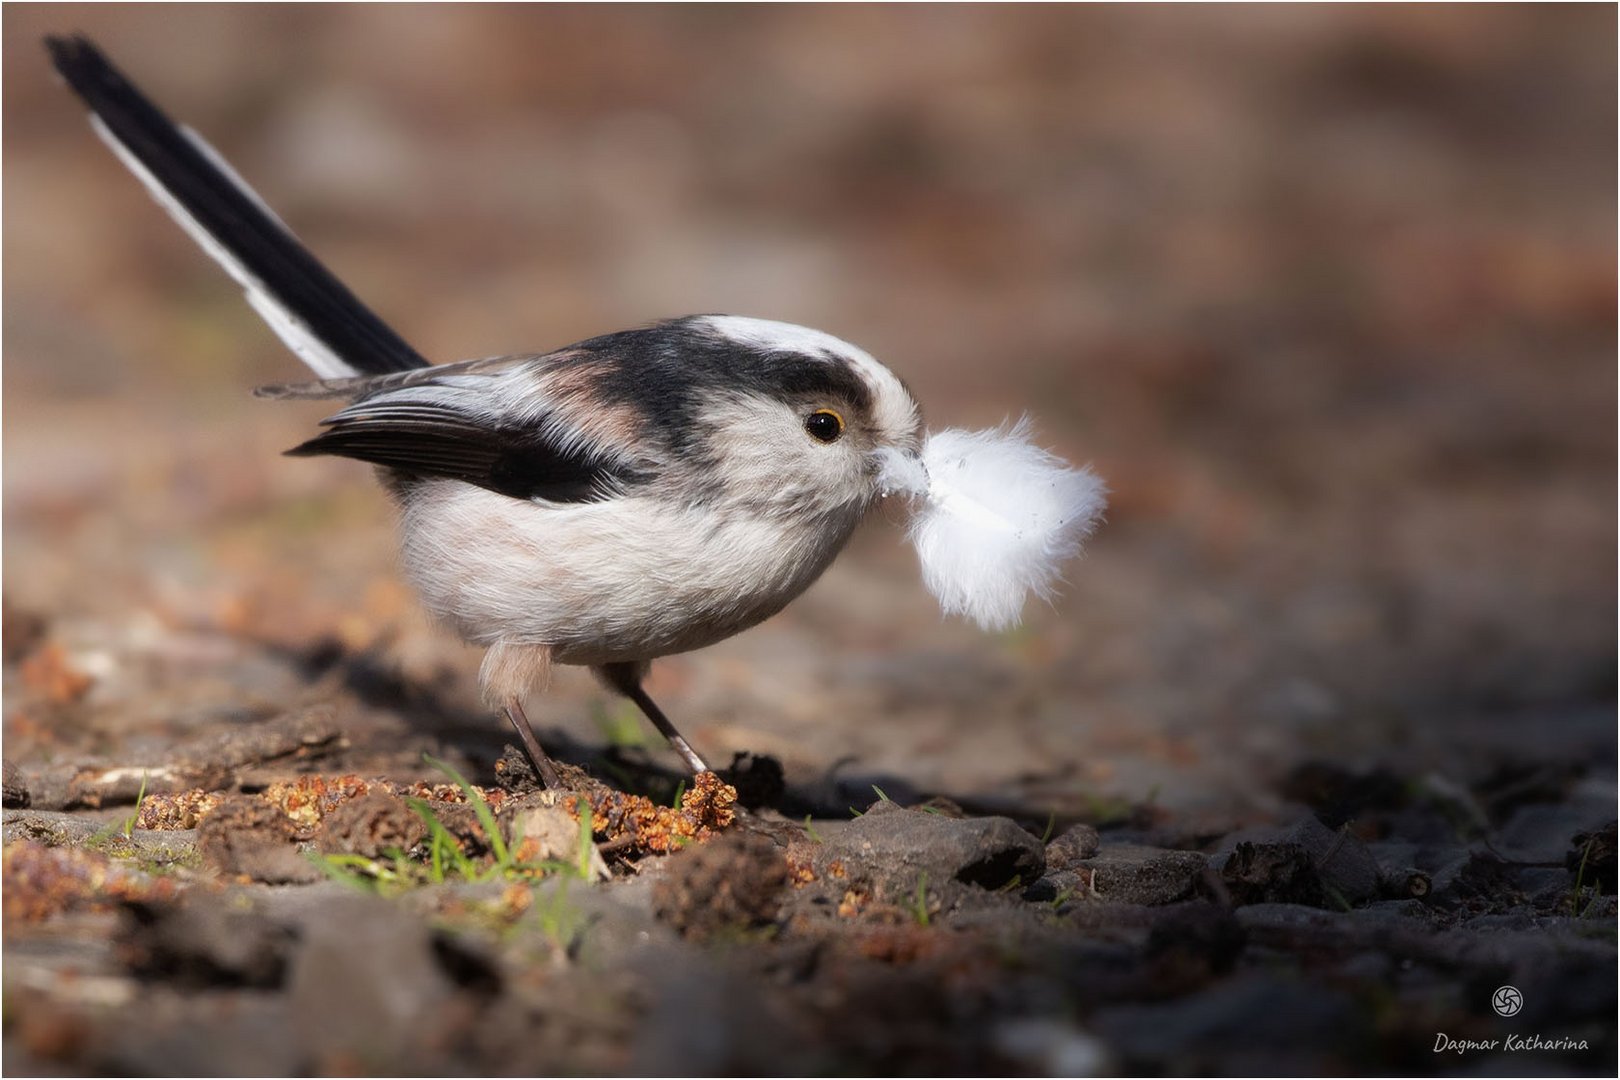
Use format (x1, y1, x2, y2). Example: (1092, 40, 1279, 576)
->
(482, 642, 565, 789)
(503, 698, 563, 790)
(597, 662, 710, 774)
(625, 683, 711, 775)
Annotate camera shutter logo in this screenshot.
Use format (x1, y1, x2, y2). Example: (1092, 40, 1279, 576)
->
(1492, 985, 1523, 1017)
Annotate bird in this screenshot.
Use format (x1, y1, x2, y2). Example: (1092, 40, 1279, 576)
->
(45, 35, 1106, 790)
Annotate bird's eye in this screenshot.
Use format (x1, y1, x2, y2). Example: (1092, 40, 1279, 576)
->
(804, 408, 845, 443)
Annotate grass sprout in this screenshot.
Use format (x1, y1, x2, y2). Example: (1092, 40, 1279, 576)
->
(89, 771, 150, 849)
(911, 872, 931, 927)
(423, 753, 509, 866)
(310, 755, 606, 894)
(124, 772, 149, 838)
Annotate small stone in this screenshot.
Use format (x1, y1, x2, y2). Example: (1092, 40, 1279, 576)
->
(817, 805, 1044, 893)
(317, 790, 426, 858)
(1215, 817, 1380, 907)
(654, 832, 789, 938)
(1220, 842, 1326, 907)
(197, 797, 321, 884)
(1046, 824, 1102, 869)
(1023, 869, 1086, 904)
(1079, 844, 1208, 905)
(504, 799, 607, 880)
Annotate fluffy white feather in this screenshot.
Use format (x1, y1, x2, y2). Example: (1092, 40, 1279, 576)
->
(879, 421, 1106, 630)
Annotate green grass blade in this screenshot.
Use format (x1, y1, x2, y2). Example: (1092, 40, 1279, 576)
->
(423, 753, 510, 867)
(124, 772, 150, 839)
(576, 802, 595, 880)
(407, 796, 476, 882)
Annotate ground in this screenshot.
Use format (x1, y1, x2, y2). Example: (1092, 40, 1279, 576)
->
(3, 6, 1615, 1076)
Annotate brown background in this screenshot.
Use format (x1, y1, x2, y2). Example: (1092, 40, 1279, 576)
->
(4, 4, 1614, 816)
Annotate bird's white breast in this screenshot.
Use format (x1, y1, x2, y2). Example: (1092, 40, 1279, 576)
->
(395, 479, 863, 665)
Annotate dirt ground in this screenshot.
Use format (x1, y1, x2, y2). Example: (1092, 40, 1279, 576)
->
(3, 5, 1615, 1076)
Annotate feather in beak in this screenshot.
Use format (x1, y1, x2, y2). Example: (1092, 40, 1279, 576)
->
(878, 420, 1107, 630)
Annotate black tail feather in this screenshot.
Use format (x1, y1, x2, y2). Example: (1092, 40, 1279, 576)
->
(46, 34, 429, 376)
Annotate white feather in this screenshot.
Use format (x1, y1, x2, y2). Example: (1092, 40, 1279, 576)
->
(878, 421, 1107, 630)
(88, 115, 355, 378)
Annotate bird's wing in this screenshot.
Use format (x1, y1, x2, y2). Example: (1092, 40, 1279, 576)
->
(287, 357, 659, 504)
(253, 354, 535, 401)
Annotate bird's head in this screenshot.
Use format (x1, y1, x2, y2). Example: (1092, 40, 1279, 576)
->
(659, 315, 924, 519)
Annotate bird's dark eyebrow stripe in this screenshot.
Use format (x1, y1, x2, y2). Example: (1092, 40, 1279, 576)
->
(768, 355, 874, 416)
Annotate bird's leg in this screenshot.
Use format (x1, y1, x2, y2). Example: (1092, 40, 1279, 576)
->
(502, 698, 563, 790)
(627, 685, 711, 775)
(596, 661, 710, 774)
(482, 641, 566, 789)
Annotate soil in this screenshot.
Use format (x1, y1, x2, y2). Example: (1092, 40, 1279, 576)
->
(4, 6, 1615, 1076)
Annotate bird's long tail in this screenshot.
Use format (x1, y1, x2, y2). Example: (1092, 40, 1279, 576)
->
(45, 35, 429, 378)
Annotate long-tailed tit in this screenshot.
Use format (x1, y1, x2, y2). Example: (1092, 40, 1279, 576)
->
(46, 36, 1107, 788)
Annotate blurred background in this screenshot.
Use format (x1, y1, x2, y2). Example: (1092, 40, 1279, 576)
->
(4, 4, 1614, 820)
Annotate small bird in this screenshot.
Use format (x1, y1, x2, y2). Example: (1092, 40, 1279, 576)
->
(46, 36, 1106, 788)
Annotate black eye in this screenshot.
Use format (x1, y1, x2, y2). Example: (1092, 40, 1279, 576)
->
(804, 409, 844, 443)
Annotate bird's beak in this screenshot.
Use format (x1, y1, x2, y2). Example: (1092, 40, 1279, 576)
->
(873, 446, 928, 500)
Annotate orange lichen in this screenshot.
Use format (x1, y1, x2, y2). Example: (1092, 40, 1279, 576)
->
(397, 781, 512, 812)
(104, 770, 731, 868)
(127, 774, 515, 836)
(570, 770, 738, 856)
(136, 789, 224, 830)
(681, 771, 738, 831)
(262, 774, 375, 836)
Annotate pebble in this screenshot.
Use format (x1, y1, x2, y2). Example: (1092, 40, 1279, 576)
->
(1045, 823, 1102, 869)
(1078, 844, 1208, 906)
(815, 801, 1044, 891)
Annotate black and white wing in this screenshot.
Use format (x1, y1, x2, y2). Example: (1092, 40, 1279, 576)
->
(46, 35, 428, 378)
(286, 358, 659, 504)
